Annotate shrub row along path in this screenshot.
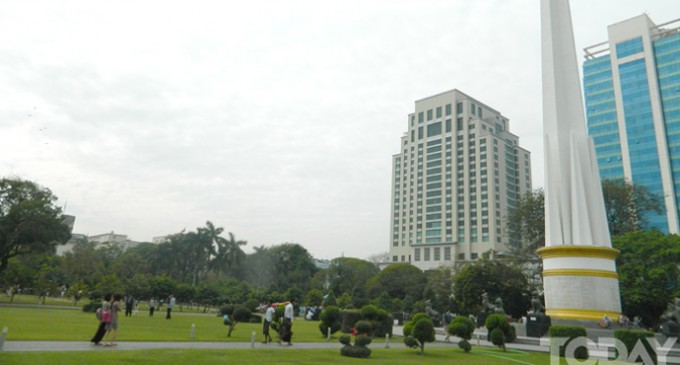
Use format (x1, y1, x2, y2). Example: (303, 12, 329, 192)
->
(2, 326, 550, 353)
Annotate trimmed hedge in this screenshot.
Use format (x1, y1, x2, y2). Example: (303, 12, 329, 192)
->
(82, 301, 102, 313)
(341, 310, 363, 333)
(549, 325, 588, 359)
(614, 329, 656, 364)
(232, 306, 252, 322)
(355, 320, 373, 335)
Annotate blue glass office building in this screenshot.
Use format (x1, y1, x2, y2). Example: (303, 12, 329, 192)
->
(584, 15, 680, 233)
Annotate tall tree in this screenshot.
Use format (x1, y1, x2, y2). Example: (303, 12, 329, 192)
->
(325, 257, 379, 296)
(452, 259, 530, 318)
(505, 189, 544, 258)
(602, 179, 662, 236)
(268, 243, 318, 292)
(614, 230, 680, 329)
(0, 178, 71, 274)
(367, 263, 425, 300)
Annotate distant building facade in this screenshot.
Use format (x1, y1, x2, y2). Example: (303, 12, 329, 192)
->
(56, 231, 141, 256)
(388, 89, 532, 270)
(584, 15, 680, 233)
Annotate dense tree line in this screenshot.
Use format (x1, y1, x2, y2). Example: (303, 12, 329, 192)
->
(1, 176, 677, 329)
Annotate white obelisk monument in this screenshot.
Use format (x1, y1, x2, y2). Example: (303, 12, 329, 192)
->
(538, 0, 622, 321)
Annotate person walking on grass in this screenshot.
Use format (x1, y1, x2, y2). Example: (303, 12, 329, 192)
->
(90, 293, 111, 345)
(103, 294, 123, 346)
(262, 301, 275, 344)
(166, 294, 176, 319)
(279, 299, 294, 346)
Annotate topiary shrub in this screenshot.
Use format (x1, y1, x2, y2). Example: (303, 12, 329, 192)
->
(354, 320, 373, 335)
(354, 334, 372, 347)
(614, 330, 656, 364)
(403, 313, 435, 354)
(448, 316, 475, 353)
(490, 327, 506, 351)
(549, 325, 588, 360)
(360, 305, 380, 320)
(244, 298, 259, 312)
(339, 334, 372, 358)
(341, 310, 363, 333)
(448, 316, 475, 341)
(249, 315, 262, 323)
(485, 313, 514, 343)
(339, 334, 351, 346)
(220, 304, 236, 316)
(233, 306, 252, 322)
(83, 301, 102, 313)
(372, 309, 393, 337)
(458, 339, 472, 353)
(319, 306, 342, 337)
(340, 345, 371, 358)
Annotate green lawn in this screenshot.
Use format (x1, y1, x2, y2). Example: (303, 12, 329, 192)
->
(0, 306, 607, 365)
(0, 347, 561, 365)
(0, 307, 332, 342)
(0, 293, 88, 307)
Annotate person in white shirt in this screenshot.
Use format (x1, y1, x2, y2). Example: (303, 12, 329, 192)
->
(280, 300, 295, 345)
(262, 302, 275, 343)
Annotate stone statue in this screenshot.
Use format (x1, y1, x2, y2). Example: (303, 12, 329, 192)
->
(662, 298, 680, 323)
(493, 297, 505, 315)
(481, 292, 495, 313)
(530, 292, 545, 315)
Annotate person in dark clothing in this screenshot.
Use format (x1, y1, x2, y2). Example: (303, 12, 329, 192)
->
(90, 293, 112, 345)
(125, 295, 134, 317)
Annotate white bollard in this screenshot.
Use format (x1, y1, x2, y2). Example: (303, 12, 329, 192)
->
(251, 331, 256, 348)
(327, 327, 331, 340)
(385, 333, 390, 349)
(190, 323, 195, 340)
(0, 327, 8, 351)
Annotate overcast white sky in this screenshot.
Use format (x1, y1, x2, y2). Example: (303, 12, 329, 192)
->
(0, 1, 677, 260)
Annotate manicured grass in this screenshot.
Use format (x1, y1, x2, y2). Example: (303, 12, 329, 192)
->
(0, 307, 332, 342)
(0, 347, 560, 365)
(0, 293, 89, 307)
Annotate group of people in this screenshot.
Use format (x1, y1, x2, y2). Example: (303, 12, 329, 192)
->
(89, 293, 177, 346)
(90, 293, 122, 346)
(261, 299, 295, 346)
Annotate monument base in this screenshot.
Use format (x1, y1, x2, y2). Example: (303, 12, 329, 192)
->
(538, 245, 622, 322)
(526, 314, 551, 337)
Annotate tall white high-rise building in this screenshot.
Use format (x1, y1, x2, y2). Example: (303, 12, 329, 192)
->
(389, 89, 532, 270)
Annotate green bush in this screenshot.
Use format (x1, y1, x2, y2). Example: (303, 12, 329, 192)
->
(340, 345, 371, 358)
(339, 333, 372, 358)
(244, 298, 259, 312)
(360, 305, 380, 320)
(403, 312, 431, 337)
(249, 314, 262, 323)
(549, 325, 588, 359)
(341, 310, 363, 333)
(485, 314, 514, 343)
(354, 334, 372, 347)
(448, 316, 475, 341)
(458, 339, 472, 353)
(82, 301, 102, 313)
(319, 306, 342, 337)
(403, 336, 418, 348)
(614, 329, 656, 364)
(339, 335, 351, 346)
(354, 320, 373, 335)
(232, 306, 252, 322)
(372, 309, 393, 337)
(490, 328, 505, 350)
(220, 304, 235, 316)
